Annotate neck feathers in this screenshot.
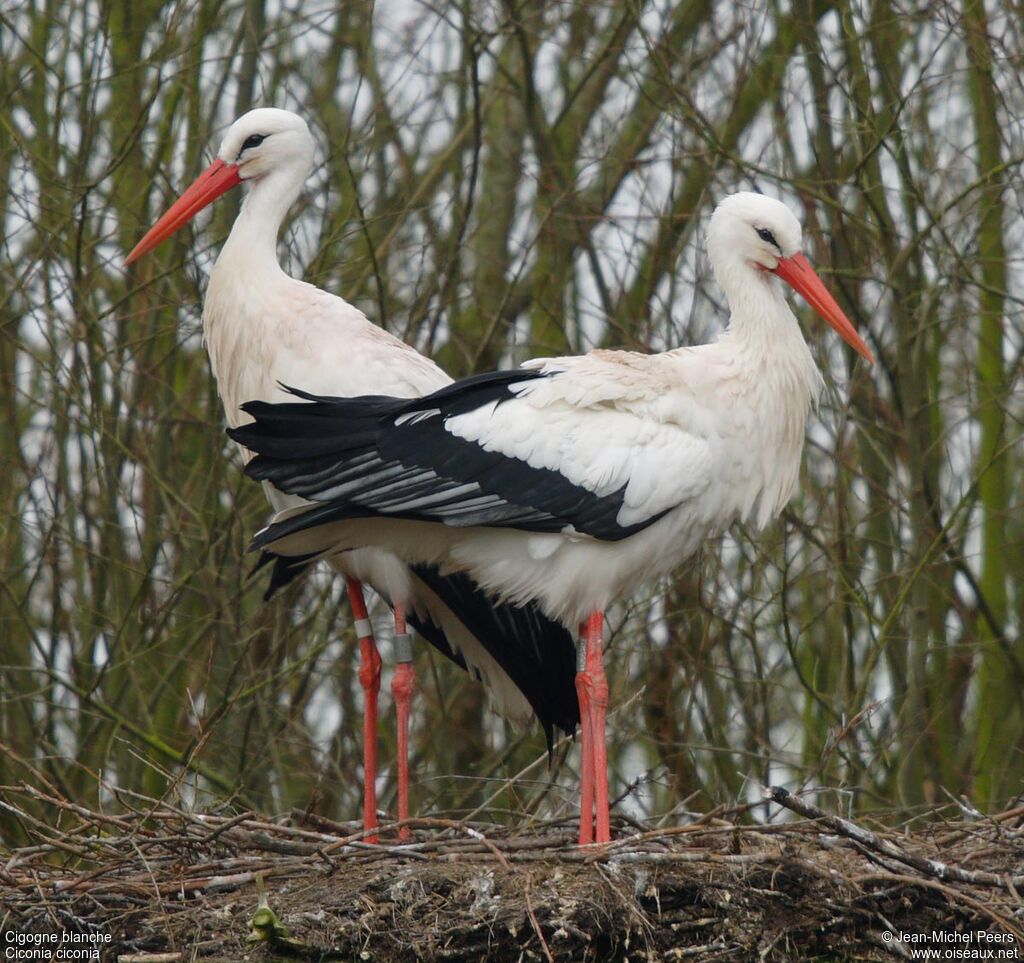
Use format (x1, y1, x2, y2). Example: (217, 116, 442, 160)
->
(220, 167, 305, 271)
(707, 255, 825, 529)
(710, 251, 818, 379)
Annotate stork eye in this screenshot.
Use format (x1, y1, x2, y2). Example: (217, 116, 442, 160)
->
(239, 133, 267, 154)
(756, 227, 779, 248)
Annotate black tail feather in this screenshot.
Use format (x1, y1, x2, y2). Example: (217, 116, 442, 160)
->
(411, 564, 579, 749)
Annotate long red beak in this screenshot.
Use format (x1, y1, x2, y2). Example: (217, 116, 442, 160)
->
(125, 159, 242, 265)
(773, 252, 875, 364)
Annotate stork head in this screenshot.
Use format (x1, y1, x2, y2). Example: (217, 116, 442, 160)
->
(708, 192, 804, 271)
(214, 108, 315, 183)
(125, 108, 315, 264)
(707, 192, 874, 364)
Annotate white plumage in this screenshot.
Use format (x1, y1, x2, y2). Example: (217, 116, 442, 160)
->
(229, 189, 874, 844)
(240, 285, 832, 622)
(125, 107, 581, 841)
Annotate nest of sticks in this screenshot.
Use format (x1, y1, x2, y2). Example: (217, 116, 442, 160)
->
(2, 784, 1023, 962)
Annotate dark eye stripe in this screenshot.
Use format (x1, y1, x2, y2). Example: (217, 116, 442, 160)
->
(756, 227, 780, 249)
(239, 133, 266, 156)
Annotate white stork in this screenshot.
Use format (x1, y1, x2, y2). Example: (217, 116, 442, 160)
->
(125, 108, 580, 841)
(227, 191, 875, 845)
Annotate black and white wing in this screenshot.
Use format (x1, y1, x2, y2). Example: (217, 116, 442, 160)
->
(228, 360, 713, 546)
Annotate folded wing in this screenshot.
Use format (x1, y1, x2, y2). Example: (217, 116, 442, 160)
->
(229, 361, 714, 545)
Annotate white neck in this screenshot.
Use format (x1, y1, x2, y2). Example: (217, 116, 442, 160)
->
(701, 255, 826, 530)
(707, 246, 815, 369)
(203, 166, 310, 416)
(216, 167, 306, 276)
(713, 248, 825, 452)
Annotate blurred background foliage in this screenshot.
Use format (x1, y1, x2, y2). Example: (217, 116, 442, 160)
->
(1, 0, 1022, 843)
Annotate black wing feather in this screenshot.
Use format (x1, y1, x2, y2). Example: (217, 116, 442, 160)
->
(410, 565, 579, 747)
(229, 369, 670, 544)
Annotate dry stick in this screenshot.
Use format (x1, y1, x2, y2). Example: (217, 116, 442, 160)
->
(378, 816, 516, 867)
(767, 787, 1024, 890)
(6, 794, 845, 879)
(198, 809, 255, 843)
(853, 872, 1024, 942)
(116, 955, 184, 963)
(189, 812, 344, 843)
(53, 859, 314, 896)
(582, 803, 755, 860)
(14, 788, 1022, 884)
(16, 782, 140, 833)
(523, 873, 555, 963)
(597, 851, 767, 867)
(935, 800, 1024, 848)
(117, 956, 184, 963)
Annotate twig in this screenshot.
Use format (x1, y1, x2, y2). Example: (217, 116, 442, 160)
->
(852, 873, 1024, 941)
(767, 786, 1024, 890)
(117, 955, 184, 963)
(524, 873, 554, 963)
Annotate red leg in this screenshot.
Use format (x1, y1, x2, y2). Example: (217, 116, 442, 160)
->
(346, 578, 380, 844)
(576, 623, 594, 845)
(579, 612, 610, 843)
(390, 604, 415, 841)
